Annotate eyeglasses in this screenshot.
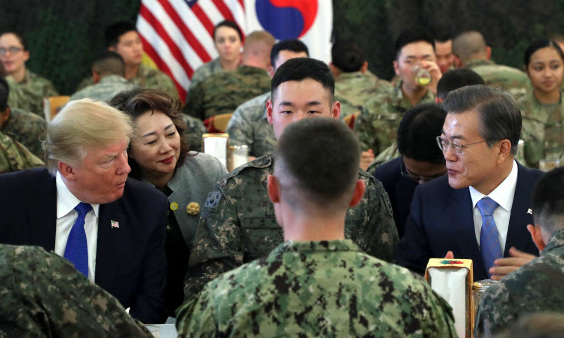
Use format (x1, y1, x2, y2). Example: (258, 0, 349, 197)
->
(400, 161, 446, 184)
(0, 46, 23, 56)
(436, 136, 489, 155)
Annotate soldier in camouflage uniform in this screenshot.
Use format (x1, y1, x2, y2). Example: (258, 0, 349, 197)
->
(76, 22, 178, 100)
(0, 244, 151, 336)
(354, 30, 439, 155)
(178, 117, 454, 337)
(227, 39, 309, 157)
(0, 130, 43, 174)
(452, 31, 530, 100)
(474, 167, 564, 337)
(185, 58, 398, 303)
(331, 40, 393, 118)
(70, 51, 136, 102)
(189, 58, 224, 94)
(182, 114, 206, 151)
(0, 32, 58, 116)
(184, 31, 275, 120)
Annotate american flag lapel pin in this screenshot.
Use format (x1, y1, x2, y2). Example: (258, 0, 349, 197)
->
(527, 209, 533, 215)
(111, 220, 120, 229)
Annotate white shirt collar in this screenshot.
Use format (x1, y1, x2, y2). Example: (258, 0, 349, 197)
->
(56, 171, 100, 218)
(469, 160, 518, 211)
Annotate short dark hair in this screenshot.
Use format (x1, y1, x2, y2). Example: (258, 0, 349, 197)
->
(331, 40, 365, 73)
(0, 31, 27, 50)
(109, 88, 189, 179)
(437, 69, 485, 101)
(397, 103, 447, 164)
(92, 51, 125, 77)
(524, 39, 564, 69)
(394, 29, 435, 60)
(213, 20, 243, 42)
(271, 58, 335, 102)
(273, 117, 360, 207)
(442, 85, 521, 155)
(270, 39, 309, 69)
(531, 167, 564, 235)
(105, 21, 137, 48)
(0, 76, 9, 111)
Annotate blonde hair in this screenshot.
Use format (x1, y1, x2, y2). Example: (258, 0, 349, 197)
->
(43, 98, 133, 170)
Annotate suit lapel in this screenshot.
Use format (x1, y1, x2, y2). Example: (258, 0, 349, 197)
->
(505, 165, 535, 256)
(95, 199, 124, 287)
(448, 187, 487, 276)
(29, 173, 57, 250)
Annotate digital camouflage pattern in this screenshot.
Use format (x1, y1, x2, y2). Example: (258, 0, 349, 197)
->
(187, 57, 224, 94)
(69, 75, 136, 102)
(335, 71, 393, 118)
(226, 91, 275, 157)
(0, 131, 44, 174)
(184, 65, 271, 121)
(465, 59, 530, 100)
(182, 114, 206, 151)
(6, 70, 58, 117)
(519, 90, 564, 169)
(6, 77, 34, 114)
(2, 107, 47, 158)
(366, 142, 400, 173)
(184, 154, 399, 302)
(474, 228, 564, 336)
(354, 80, 435, 154)
(177, 240, 456, 337)
(76, 64, 179, 100)
(0, 244, 152, 337)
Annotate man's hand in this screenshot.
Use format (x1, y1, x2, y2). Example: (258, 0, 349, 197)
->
(360, 150, 374, 171)
(421, 60, 442, 96)
(444, 251, 454, 259)
(489, 247, 537, 280)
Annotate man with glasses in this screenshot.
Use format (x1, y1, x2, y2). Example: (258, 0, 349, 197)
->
(396, 85, 543, 281)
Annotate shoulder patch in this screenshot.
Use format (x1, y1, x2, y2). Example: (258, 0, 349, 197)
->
(203, 191, 223, 212)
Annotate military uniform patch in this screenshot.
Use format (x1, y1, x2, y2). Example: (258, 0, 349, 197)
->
(203, 191, 222, 212)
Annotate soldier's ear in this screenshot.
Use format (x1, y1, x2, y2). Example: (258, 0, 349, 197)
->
(527, 224, 545, 252)
(267, 174, 280, 203)
(266, 99, 274, 125)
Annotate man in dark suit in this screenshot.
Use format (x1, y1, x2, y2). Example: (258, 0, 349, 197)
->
(0, 99, 168, 324)
(396, 85, 543, 281)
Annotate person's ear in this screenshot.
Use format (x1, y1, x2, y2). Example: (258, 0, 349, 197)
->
(267, 174, 280, 204)
(360, 61, 368, 73)
(348, 180, 365, 207)
(527, 224, 546, 252)
(58, 161, 78, 181)
(331, 100, 341, 119)
(393, 60, 400, 76)
(266, 99, 274, 125)
(497, 139, 512, 164)
(486, 46, 492, 60)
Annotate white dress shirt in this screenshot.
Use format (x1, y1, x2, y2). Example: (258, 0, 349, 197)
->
(469, 160, 518, 253)
(54, 171, 100, 281)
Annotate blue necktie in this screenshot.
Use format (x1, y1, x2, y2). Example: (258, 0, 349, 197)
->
(64, 202, 92, 277)
(477, 197, 502, 277)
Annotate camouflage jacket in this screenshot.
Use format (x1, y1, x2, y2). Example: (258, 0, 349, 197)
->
(520, 90, 564, 168)
(465, 59, 530, 100)
(2, 107, 47, 158)
(0, 131, 44, 174)
(226, 91, 275, 157)
(474, 228, 564, 336)
(354, 80, 435, 154)
(70, 75, 136, 102)
(184, 65, 271, 120)
(7, 70, 58, 116)
(184, 155, 398, 302)
(335, 71, 393, 118)
(0, 244, 152, 337)
(177, 240, 456, 337)
(366, 142, 400, 173)
(182, 114, 207, 151)
(188, 57, 224, 94)
(6, 77, 33, 114)
(76, 64, 179, 100)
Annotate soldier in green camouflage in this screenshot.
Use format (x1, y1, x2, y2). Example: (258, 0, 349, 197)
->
(70, 51, 136, 102)
(185, 58, 398, 303)
(76, 22, 178, 100)
(189, 58, 223, 94)
(331, 40, 392, 117)
(227, 39, 309, 157)
(519, 39, 564, 169)
(184, 31, 274, 120)
(182, 113, 206, 151)
(0, 76, 47, 158)
(0, 244, 152, 336)
(474, 167, 564, 337)
(0, 130, 44, 174)
(354, 30, 439, 155)
(0, 32, 58, 116)
(178, 116, 454, 337)
(452, 31, 530, 100)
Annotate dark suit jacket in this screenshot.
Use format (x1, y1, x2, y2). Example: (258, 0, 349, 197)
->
(396, 162, 543, 281)
(372, 157, 418, 238)
(0, 168, 168, 323)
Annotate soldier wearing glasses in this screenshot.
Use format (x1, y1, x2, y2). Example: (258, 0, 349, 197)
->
(396, 85, 543, 281)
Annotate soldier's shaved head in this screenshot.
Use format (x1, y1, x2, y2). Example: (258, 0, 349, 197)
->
(452, 31, 489, 65)
(242, 31, 276, 70)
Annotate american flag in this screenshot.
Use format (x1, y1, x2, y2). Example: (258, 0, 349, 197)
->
(137, 0, 246, 102)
